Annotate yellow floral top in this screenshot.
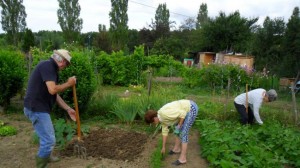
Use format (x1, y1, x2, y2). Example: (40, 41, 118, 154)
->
(157, 99, 191, 136)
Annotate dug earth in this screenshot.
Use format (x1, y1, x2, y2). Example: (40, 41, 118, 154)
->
(0, 113, 208, 168)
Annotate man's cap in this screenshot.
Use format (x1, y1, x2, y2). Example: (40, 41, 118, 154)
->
(54, 49, 71, 63)
(266, 89, 277, 102)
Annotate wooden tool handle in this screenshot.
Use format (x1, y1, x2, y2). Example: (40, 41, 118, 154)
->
(73, 85, 81, 140)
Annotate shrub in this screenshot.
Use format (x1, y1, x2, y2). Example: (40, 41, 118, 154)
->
(0, 125, 17, 136)
(56, 51, 97, 117)
(29, 49, 96, 117)
(0, 50, 26, 110)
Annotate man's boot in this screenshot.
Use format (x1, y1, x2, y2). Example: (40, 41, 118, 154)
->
(36, 156, 49, 168)
(49, 152, 60, 162)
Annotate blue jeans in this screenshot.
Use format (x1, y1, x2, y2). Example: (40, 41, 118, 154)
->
(24, 108, 55, 158)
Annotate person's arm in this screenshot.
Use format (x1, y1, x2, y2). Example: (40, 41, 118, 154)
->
(161, 135, 168, 154)
(56, 94, 76, 121)
(252, 101, 263, 124)
(46, 76, 76, 95)
(160, 124, 170, 154)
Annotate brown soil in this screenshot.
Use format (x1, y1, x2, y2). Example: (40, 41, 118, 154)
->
(0, 113, 208, 168)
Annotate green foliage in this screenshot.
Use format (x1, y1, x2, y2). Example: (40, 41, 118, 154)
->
(154, 3, 170, 39)
(201, 11, 258, 52)
(0, 49, 26, 110)
(150, 137, 163, 168)
(22, 28, 35, 53)
(250, 17, 285, 76)
(197, 119, 300, 167)
(196, 3, 209, 29)
(109, 84, 184, 123)
(253, 75, 280, 90)
(111, 97, 143, 123)
(96, 46, 147, 86)
(0, 125, 17, 136)
(85, 89, 119, 119)
(182, 63, 280, 93)
(31, 132, 39, 144)
(0, 0, 26, 46)
(183, 63, 250, 92)
(30, 47, 50, 67)
(53, 118, 76, 149)
(57, 0, 83, 43)
(281, 7, 300, 77)
(150, 37, 185, 60)
(35, 30, 65, 51)
(109, 0, 129, 51)
(57, 51, 97, 117)
(182, 67, 204, 88)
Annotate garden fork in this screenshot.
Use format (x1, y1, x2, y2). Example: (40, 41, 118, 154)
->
(72, 85, 87, 159)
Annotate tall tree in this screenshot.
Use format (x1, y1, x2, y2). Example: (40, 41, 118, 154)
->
(196, 3, 208, 29)
(201, 11, 258, 52)
(282, 7, 300, 77)
(0, 0, 27, 46)
(154, 3, 170, 39)
(138, 28, 155, 55)
(251, 17, 285, 74)
(57, 0, 83, 43)
(94, 24, 111, 53)
(21, 28, 35, 53)
(109, 0, 129, 51)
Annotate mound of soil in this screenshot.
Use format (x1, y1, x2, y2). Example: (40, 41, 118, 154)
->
(0, 113, 208, 168)
(61, 128, 148, 161)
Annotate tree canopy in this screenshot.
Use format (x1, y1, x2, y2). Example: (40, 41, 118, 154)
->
(0, 0, 27, 46)
(57, 0, 83, 43)
(109, 0, 129, 51)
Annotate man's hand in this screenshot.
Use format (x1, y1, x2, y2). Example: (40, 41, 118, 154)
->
(67, 76, 77, 87)
(67, 108, 76, 121)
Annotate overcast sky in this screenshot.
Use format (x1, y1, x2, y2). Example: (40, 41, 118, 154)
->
(0, 0, 299, 33)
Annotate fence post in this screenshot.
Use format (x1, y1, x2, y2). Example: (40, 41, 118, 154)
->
(290, 82, 298, 124)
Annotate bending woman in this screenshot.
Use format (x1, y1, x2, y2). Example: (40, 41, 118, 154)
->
(144, 99, 198, 166)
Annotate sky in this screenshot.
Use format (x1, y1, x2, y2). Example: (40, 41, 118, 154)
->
(0, 0, 299, 33)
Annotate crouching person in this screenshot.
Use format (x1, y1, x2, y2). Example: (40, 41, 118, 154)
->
(144, 99, 198, 166)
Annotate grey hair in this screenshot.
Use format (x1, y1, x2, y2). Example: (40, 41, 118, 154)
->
(266, 89, 277, 102)
(51, 53, 63, 62)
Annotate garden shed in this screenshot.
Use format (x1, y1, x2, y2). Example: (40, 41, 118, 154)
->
(198, 52, 216, 68)
(183, 58, 194, 67)
(216, 53, 254, 70)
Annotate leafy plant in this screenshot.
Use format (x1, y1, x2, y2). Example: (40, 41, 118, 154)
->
(85, 89, 119, 119)
(111, 98, 142, 123)
(0, 125, 17, 136)
(53, 118, 76, 149)
(31, 132, 39, 144)
(0, 49, 26, 111)
(150, 137, 163, 168)
(196, 119, 300, 167)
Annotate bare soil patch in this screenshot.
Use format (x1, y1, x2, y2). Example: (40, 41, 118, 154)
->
(61, 128, 148, 161)
(0, 113, 208, 168)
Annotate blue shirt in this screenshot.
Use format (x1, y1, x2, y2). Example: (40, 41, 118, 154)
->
(24, 58, 58, 113)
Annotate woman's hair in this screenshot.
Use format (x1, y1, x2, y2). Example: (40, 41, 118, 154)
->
(144, 110, 158, 124)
